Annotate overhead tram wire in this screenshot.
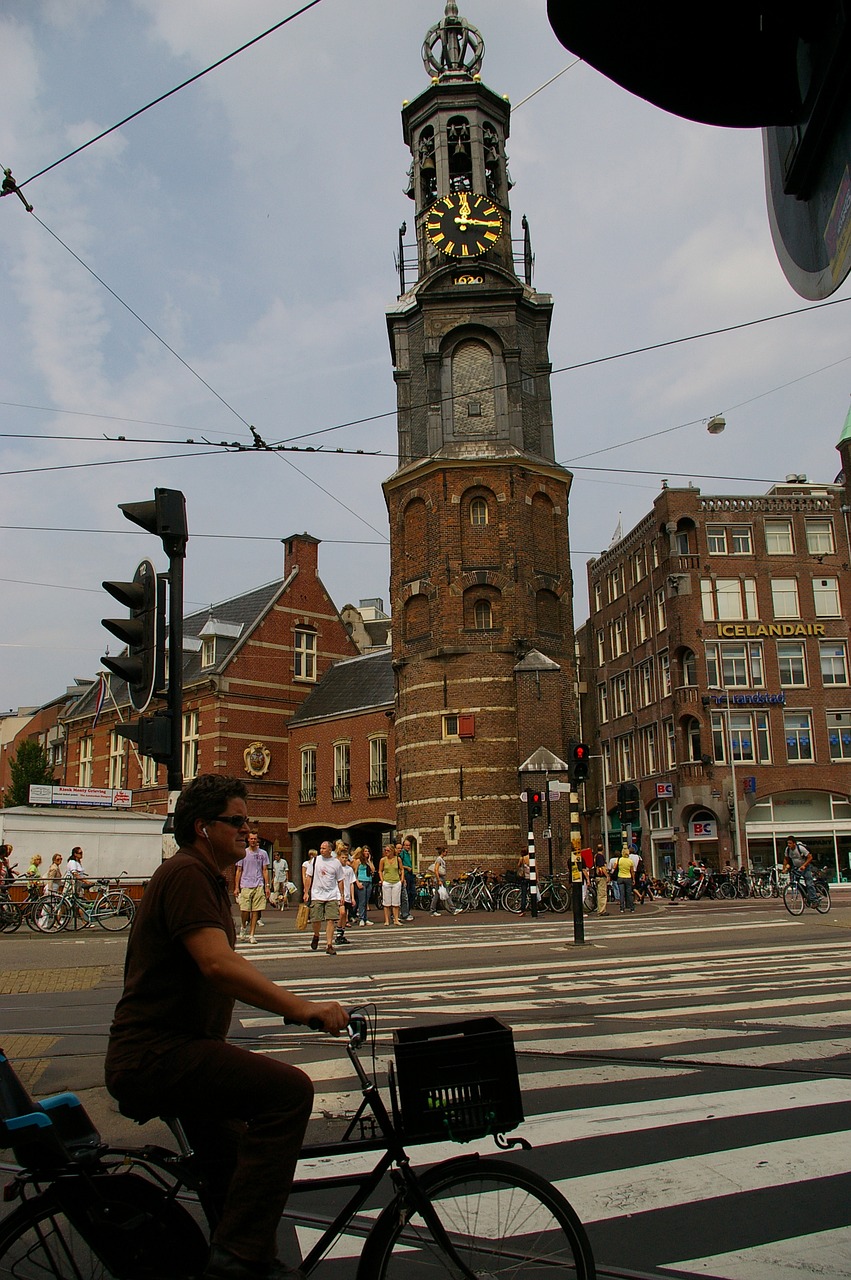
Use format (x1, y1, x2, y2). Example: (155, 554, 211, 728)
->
(15, 0, 327, 192)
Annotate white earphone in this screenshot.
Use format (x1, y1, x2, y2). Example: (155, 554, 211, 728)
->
(202, 827, 209, 837)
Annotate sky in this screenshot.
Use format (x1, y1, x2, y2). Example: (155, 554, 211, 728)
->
(2, 0, 850, 715)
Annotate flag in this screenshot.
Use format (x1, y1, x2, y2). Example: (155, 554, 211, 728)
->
(92, 673, 106, 729)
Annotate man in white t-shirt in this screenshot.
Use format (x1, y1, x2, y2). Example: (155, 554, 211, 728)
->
(67, 846, 94, 896)
(304, 842, 345, 956)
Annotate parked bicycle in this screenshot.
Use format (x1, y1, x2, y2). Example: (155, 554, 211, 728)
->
(783, 867, 830, 916)
(448, 865, 498, 912)
(0, 1011, 596, 1278)
(30, 878, 135, 933)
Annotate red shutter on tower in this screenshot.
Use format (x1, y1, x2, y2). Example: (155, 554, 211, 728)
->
(458, 713, 476, 738)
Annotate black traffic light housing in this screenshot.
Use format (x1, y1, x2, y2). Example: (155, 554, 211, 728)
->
(528, 790, 544, 822)
(571, 741, 590, 784)
(102, 559, 165, 713)
(116, 712, 173, 764)
(617, 781, 641, 826)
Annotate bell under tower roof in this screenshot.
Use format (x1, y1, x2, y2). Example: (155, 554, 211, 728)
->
(422, 3, 485, 82)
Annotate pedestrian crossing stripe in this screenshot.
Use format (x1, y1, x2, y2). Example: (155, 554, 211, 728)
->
(662, 1226, 851, 1278)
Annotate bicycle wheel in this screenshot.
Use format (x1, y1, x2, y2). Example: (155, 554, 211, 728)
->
(502, 886, 522, 914)
(0, 1177, 208, 1280)
(95, 891, 136, 931)
(813, 883, 831, 914)
(717, 881, 736, 900)
(360, 1156, 595, 1280)
(448, 885, 469, 913)
(0, 899, 22, 933)
(783, 884, 804, 916)
(547, 881, 570, 913)
(31, 895, 70, 932)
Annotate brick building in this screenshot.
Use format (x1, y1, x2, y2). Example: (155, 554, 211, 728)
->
(580, 422, 851, 880)
(382, 5, 578, 870)
(60, 534, 358, 854)
(287, 648, 395, 873)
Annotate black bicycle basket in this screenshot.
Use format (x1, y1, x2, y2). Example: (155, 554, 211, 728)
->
(391, 1017, 524, 1144)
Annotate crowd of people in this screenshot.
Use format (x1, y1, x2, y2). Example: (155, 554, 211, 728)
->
(0, 843, 92, 896)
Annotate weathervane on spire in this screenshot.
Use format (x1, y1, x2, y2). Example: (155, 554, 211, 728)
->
(422, 2, 484, 81)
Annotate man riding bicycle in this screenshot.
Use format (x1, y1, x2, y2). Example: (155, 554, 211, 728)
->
(782, 835, 818, 904)
(105, 774, 347, 1280)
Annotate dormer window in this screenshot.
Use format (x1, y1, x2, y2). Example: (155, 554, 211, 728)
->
(201, 637, 216, 668)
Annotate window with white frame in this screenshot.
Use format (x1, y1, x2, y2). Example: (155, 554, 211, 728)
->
(641, 723, 659, 774)
(470, 497, 488, 526)
(706, 524, 728, 554)
(300, 747, 317, 801)
(78, 736, 93, 788)
(663, 718, 676, 769)
(686, 716, 702, 762)
(777, 640, 807, 687)
(813, 576, 840, 617)
(333, 742, 351, 799)
(612, 672, 631, 718)
(651, 541, 660, 568)
(182, 710, 199, 780)
(443, 713, 460, 739)
(594, 581, 603, 611)
(611, 616, 626, 658)
(783, 710, 814, 762)
(682, 649, 697, 686)
(636, 659, 654, 707)
(805, 519, 835, 555)
(705, 640, 764, 689)
(635, 599, 649, 644)
(294, 628, 317, 681)
(602, 739, 612, 785)
(820, 639, 849, 686)
(700, 578, 758, 621)
(731, 525, 753, 554)
(473, 598, 493, 630)
(596, 630, 605, 666)
(613, 733, 633, 782)
(712, 710, 771, 764)
(648, 798, 672, 829)
(632, 546, 646, 584)
(826, 711, 851, 761)
(765, 519, 794, 554)
(771, 578, 800, 619)
(655, 587, 666, 631)
(608, 566, 625, 602)
(597, 683, 608, 724)
(673, 530, 690, 554)
(369, 736, 388, 795)
(201, 637, 216, 668)
(659, 650, 671, 697)
(141, 755, 159, 787)
(108, 731, 125, 790)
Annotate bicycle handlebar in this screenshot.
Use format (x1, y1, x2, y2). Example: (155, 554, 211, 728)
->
(285, 1011, 369, 1047)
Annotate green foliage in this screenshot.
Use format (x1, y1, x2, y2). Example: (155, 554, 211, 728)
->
(5, 740, 57, 807)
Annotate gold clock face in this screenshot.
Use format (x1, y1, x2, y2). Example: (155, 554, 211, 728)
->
(426, 192, 503, 258)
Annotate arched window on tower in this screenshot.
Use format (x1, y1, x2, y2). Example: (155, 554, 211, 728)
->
(447, 116, 472, 192)
(474, 599, 493, 630)
(452, 340, 495, 436)
(464, 585, 500, 632)
(418, 126, 436, 204)
(470, 497, 488, 526)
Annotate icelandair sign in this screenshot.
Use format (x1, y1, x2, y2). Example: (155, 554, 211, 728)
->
(715, 622, 826, 638)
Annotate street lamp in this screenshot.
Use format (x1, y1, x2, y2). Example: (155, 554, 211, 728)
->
(704, 688, 747, 870)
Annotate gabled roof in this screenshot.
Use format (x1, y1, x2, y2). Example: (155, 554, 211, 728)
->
(289, 649, 394, 727)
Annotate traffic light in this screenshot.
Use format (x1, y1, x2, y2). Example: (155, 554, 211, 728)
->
(528, 790, 543, 821)
(572, 742, 590, 784)
(102, 558, 165, 713)
(617, 782, 641, 826)
(115, 712, 173, 763)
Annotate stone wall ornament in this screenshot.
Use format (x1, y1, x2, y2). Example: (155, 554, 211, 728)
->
(244, 741, 271, 777)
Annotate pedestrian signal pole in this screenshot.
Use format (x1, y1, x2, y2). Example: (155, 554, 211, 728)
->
(526, 788, 542, 919)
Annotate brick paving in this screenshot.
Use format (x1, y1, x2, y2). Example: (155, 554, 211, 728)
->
(0, 966, 114, 995)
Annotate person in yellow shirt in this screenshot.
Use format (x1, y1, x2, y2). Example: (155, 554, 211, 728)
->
(615, 846, 635, 912)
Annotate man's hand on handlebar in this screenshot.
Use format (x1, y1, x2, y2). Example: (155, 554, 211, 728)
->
(303, 1001, 349, 1035)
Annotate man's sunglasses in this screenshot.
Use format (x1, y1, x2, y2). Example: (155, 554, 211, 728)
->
(213, 815, 250, 829)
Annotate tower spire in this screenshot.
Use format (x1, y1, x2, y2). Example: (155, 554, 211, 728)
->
(422, 3, 485, 81)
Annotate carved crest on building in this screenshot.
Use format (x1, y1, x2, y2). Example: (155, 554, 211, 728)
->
(244, 741, 271, 777)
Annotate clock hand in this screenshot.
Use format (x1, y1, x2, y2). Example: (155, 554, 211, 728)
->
(454, 217, 502, 227)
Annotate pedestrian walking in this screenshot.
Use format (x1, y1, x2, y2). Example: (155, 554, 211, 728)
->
(615, 846, 635, 912)
(399, 837, 416, 921)
(334, 848, 357, 946)
(516, 849, 531, 915)
(353, 846, 375, 926)
(429, 845, 455, 914)
(304, 841, 345, 955)
(379, 844, 404, 926)
(593, 842, 609, 915)
(234, 832, 269, 944)
(271, 851, 290, 909)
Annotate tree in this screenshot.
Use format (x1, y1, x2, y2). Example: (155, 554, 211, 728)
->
(4, 740, 56, 807)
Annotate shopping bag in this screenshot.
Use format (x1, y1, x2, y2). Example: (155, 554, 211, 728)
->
(295, 903, 309, 931)
(438, 884, 450, 902)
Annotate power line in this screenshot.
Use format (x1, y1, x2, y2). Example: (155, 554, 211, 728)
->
(17, 0, 326, 190)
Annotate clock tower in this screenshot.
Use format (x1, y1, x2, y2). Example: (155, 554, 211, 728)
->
(384, 4, 578, 865)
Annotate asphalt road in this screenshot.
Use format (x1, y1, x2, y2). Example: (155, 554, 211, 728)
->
(2, 895, 850, 1278)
